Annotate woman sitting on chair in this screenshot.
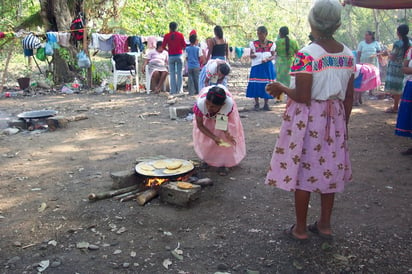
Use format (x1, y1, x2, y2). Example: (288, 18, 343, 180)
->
(142, 41, 169, 93)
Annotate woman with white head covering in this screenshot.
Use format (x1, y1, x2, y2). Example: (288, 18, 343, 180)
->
(265, 0, 355, 242)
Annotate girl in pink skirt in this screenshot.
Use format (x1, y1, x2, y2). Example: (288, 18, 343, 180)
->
(193, 85, 246, 176)
(265, 0, 354, 241)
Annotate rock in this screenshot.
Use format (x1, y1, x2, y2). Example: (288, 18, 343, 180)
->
(2, 128, 19, 135)
(169, 106, 193, 119)
(7, 119, 28, 129)
(110, 169, 143, 190)
(88, 244, 99, 250)
(50, 260, 61, 268)
(192, 178, 213, 187)
(7, 256, 21, 265)
(159, 181, 201, 207)
(123, 262, 130, 268)
(13, 241, 22, 247)
(217, 263, 229, 271)
(47, 116, 69, 131)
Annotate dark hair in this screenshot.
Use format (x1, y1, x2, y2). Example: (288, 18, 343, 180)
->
(206, 86, 227, 106)
(169, 22, 178, 31)
(218, 63, 230, 76)
(397, 24, 410, 57)
(156, 41, 163, 49)
(214, 25, 224, 39)
(189, 34, 197, 44)
(366, 30, 375, 41)
(279, 26, 290, 56)
(257, 26, 268, 35)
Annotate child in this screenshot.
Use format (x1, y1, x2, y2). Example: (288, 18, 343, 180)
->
(193, 85, 246, 176)
(186, 34, 204, 95)
(353, 63, 381, 106)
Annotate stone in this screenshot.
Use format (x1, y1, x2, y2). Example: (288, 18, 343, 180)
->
(2, 128, 19, 135)
(169, 106, 193, 119)
(47, 116, 69, 131)
(7, 119, 28, 129)
(159, 181, 201, 207)
(110, 169, 143, 190)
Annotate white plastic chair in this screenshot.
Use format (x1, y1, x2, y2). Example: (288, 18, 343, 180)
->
(111, 52, 140, 92)
(145, 65, 169, 94)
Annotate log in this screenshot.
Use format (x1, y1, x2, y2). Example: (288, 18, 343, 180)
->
(88, 185, 139, 201)
(120, 193, 140, 202)
(136, 189, 158, 206)
(113, 189, 141, 200)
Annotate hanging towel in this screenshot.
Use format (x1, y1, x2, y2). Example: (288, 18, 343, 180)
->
(112, 34, 129, 54)
(97, 34, 114, 51)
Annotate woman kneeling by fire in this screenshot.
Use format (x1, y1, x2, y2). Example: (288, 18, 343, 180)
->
(192, 85, 246, 176)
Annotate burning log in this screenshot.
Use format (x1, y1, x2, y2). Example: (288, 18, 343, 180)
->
(88, 185, 139, 201)
(136, 189, 158, 206)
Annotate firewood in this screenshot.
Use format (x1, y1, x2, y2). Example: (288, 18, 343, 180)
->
(136, 189, 158, 206)
(113, 189, 141, 200)
(88, 185, 139, 201)
(119, 193, 140, 202)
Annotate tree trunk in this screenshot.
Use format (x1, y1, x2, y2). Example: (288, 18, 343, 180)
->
(39, 0, 81, 84)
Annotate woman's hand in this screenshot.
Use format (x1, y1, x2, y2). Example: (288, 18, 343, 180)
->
(265, 82, 284, 98)
(213, 136, 222, 146)
(225, 131, 236, 145)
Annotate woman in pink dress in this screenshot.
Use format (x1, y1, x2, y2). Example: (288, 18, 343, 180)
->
(193, 85, 246, 176)
(265, 0, 354, 241)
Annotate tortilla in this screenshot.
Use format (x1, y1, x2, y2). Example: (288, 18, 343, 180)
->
(166, 160, 183, 170)
(153, 160, 168, 169)
(162, 168, 178, 174)
(177, 182, 193, 189)
(139, 164, 154, 171)
(219, 141, 232, 147)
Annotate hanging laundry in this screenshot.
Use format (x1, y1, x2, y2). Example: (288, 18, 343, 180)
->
(0, 32, 5, 39)
(146, 36, 158, 50)
(46, 32, 60, 49)
(58, 32, 71, 47)
(235, 47, 244, 59)
(128, 36, 144, 52)
(112, 34, 129, 54)
(97, 34, 114, 51)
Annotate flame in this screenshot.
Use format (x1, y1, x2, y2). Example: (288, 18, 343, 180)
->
(145, 178, 169, 187)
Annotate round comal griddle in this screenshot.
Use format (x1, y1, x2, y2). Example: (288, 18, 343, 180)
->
(17, 110, 57, 119)
(135, 158, 194, 177)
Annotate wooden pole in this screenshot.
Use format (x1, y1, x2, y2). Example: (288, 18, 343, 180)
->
(88, 185, 139, 201)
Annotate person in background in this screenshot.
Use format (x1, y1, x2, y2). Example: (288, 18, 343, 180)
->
(142, 41, 169, 93)
(275, 26, 299, 102)
(395, 46, 412, 155)
(245, 26, 276, 111)
(162, 22, 186, 94)
(265, 0, 354, 242)
(206, 25, 229, 61)
(193, 85, 246, 176)
(357, 30, 381, 97)
(186, 34, 204, 95)
(199, 59, 231, 90)
(384, 24, 411, 113)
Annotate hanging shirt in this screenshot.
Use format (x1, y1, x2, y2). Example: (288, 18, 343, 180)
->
(112, 34, 129, 54)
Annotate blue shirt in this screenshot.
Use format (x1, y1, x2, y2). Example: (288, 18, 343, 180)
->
(186, 45, 202, 69)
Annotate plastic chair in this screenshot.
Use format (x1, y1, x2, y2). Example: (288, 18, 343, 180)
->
(145, 65, 169, 94)
(111, 52, 140, 92)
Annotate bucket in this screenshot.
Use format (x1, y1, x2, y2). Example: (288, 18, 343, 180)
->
(17, 77, 30, 90)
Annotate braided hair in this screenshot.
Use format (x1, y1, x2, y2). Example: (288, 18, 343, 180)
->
(279, 26, 290, 56)
(397, 24, 410, 57)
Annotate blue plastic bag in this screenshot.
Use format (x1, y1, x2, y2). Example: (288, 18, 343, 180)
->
(77, 50, 91, 68)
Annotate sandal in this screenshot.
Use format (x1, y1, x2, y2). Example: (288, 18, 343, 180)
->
(218, 167, 229, 176)
(384, 107, 398, 113)
(307, 221, 333, 240)
(283, 225, 309, 243)
(262, 104, 271, 111)
(254, 103, 260, 111)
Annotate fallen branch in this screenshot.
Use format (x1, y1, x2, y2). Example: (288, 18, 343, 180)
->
(136, 189, 158, 206)
(113, 189, 141, 200)
(120, 193, 140, 202)
(88, 185, 139, 201)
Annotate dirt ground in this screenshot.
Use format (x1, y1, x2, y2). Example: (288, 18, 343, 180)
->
(0, 65, 411, 273)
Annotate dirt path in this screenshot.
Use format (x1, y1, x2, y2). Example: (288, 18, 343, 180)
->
(0, 82, 411, 273)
